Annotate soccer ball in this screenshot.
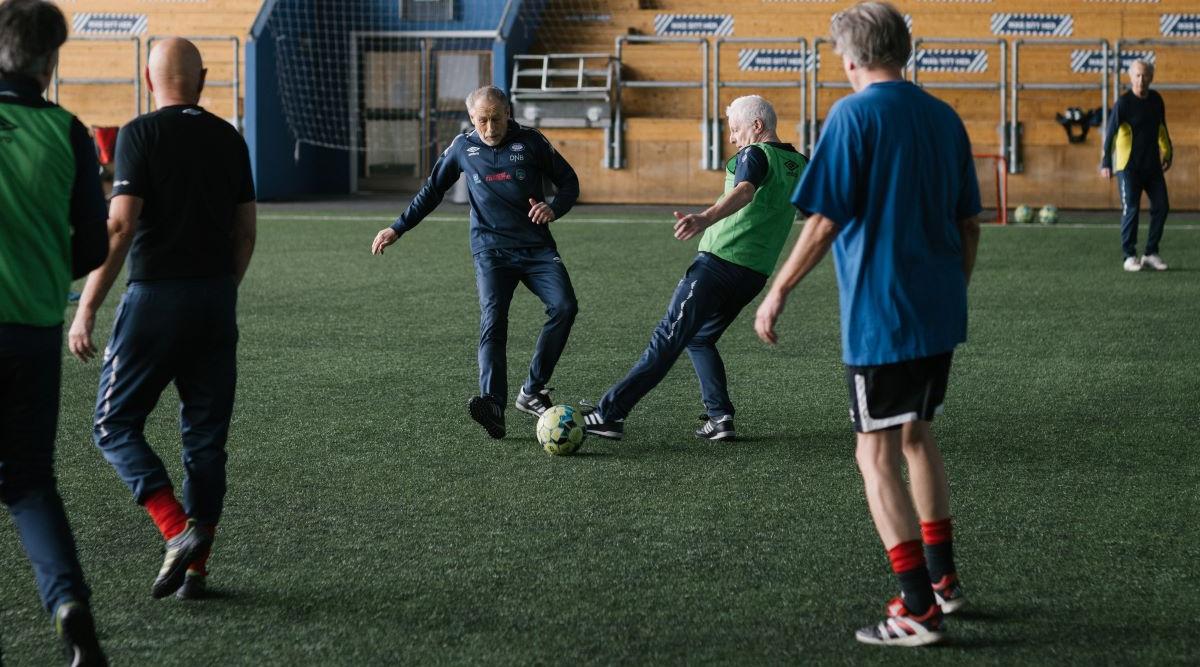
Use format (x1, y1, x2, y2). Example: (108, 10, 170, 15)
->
(1038, 205, 1059, 225)
(536, 405, 585, 456)
(1013, 205, 1035, 224)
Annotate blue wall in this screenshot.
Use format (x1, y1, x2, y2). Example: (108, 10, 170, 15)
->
(248, 0, 534, 200)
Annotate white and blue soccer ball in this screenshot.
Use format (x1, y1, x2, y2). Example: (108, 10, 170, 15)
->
(536, 405, 585, 456)
(1038, 205, 1059, 225)
(1014, 204, 1035, 224)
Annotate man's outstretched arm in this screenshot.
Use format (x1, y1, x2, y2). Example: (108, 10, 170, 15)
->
(372, 140, 463, 255)
(68, 195, 141, 362)
(754, 213, 839, 345)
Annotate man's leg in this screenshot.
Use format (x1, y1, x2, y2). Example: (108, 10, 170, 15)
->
(1143, 169, 1170, 258)
(474, 251, 522, 404)
(519, 248, 578, 395)
(93, 289, 187, 540)
(902, 422, 960, 591)
(595, 255, 729, 423)
(686, 266, 767, 420)
(0, 325, 91, 614)
(1117, 170, 1144, 259)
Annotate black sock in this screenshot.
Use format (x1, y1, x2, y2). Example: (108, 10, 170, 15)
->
(924, 541, 956, 583)
(897, 567, 936, 615)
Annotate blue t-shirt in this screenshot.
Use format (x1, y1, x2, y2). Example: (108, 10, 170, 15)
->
(792, 81, 981, 366)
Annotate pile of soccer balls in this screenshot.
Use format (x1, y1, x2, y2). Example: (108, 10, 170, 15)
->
(1014, 204, 1058, 225)
(536, 405, 585, 456)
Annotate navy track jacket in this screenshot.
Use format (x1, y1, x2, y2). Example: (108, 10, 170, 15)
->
(390, 120, 580, 254)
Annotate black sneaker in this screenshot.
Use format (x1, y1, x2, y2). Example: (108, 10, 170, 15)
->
(468, 396, 506, 439)
(55, 601, 107, 667)
(582, 409, 624, 440)
(695, 414, 735, 441)
(176, 571, 208, 600)
(152, 520, 214, 599)
(514, 387, 554, 416)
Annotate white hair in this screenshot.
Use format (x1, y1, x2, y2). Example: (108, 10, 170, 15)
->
(465, 85, 509, 111)
(1128, 58, 1154, 78)
(725, 95, 777, 131)
(830, 1, 911, 70)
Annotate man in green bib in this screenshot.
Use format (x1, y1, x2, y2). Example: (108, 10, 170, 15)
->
(584, 95, 806, 441)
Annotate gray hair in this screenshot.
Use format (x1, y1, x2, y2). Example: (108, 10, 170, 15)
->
(830, 1, 911, 70)
(0, 0, 67, 79)
(465, 85, 509, 111)
(725, 95, 777, 131)
(1128, 58, 1154, 78)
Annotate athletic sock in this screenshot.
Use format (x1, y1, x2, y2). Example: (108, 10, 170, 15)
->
(187, 525, 217, 576)
(888, 540, 935, 615)
(144, 487, 189, 541)
(921, 518, 957, 583)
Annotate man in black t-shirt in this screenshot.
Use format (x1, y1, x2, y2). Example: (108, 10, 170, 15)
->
(68, 37, 256, 601)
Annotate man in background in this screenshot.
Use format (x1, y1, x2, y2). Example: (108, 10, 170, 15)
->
(0, 0, 108, 663)
(1100, 59, 1172, 272)
(69, 38, 257, 602)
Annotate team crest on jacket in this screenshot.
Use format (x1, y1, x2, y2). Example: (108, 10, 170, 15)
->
(511, 143, 525, 151)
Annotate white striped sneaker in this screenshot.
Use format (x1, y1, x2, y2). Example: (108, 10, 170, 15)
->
(854, 597, 945, 647)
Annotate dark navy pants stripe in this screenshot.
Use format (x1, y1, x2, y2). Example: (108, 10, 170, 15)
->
(1118, 168, 1169, 258)
(597, 253, 767, 422)
(93, 277, 237, 525)
(0, 324, 90, 613)
(474, 247, 578, 404)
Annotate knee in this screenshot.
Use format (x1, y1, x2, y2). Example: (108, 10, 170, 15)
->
(548, 298, 578, 322)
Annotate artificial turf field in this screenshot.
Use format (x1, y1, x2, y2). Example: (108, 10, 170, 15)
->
(2, 206, 1199, 665)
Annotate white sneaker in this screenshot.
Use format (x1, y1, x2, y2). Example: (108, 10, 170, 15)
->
(1123, 256, 1143, 272)
(1141, 254, 1168, 271)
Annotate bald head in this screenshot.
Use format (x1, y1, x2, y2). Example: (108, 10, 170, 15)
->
(147, 37, 206, 106)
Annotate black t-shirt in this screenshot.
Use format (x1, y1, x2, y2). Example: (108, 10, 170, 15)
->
(112, 105, 255, 281)
(732, 142, 801, 188)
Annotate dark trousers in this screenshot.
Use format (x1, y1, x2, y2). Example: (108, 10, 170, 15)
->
(1117, 168, 1169, 258)
(597, 253, 767, 422)
(474, 247, 578, 404)
(0, 324, 90, 614)
(93, 278, 237, 525)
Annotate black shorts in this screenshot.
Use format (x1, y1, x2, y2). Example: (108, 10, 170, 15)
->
(845, 352, 954, 433)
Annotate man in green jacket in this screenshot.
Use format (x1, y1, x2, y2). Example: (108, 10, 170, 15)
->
(0, 0, 108, 664)
(584, 95, 806, 441)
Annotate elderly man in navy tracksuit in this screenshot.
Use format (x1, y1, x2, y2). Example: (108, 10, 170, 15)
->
(372, 85, 580, 439)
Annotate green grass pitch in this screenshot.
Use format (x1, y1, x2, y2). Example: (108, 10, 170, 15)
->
(2, 207, 1198, 664)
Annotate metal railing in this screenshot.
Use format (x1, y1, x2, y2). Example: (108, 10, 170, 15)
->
(1010, 38, 1109, 174)
(611, 35, 709, 169)
(806, 38, 855, 155)
(511, 53, 614, 98)
(911, 38, 1007, 161)
(52, 36, 142, 118)
(146, 35, 241, 132)
(711, 37, 806, 170)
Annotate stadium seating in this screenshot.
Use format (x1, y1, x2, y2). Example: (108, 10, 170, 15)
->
(536, 0, 1199, 209)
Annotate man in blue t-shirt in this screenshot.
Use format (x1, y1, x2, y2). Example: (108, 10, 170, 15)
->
(753, 1, 981, 647)
(371, 85, 580, 439)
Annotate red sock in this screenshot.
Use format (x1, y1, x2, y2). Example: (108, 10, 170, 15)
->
(144, 487, 188, 540)
(920, 518, 953, 546)
(887, 540, 925, 574)
(187, 525, 216, 576)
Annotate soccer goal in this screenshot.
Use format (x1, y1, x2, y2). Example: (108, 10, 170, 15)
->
(973, 153, 1009, 224)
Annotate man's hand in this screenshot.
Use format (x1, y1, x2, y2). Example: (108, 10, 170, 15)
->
(68, 308, 98, 363)
(528, 198, 556, 225)
(1100, 167, 1112, 179)
(371, 228, 398, 255)
(754, 289, 788, 345)
(673, 211, 711, 241)
(1163, 158, 1172, 173)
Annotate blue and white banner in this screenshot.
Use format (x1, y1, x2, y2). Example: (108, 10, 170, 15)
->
(1161, 14, 1200, 36)
(913, 49, 988, 73)
(1070, 50, 1154, 73)
(738, 49, 806, 72)
(653, 14, 734, 36)
(990, 13, 1074, 36)
(72, 13, 148, 35)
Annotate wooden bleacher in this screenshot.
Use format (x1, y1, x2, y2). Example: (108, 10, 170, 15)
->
(537, 0, 1200, 208)
(50, 0, 257, 130)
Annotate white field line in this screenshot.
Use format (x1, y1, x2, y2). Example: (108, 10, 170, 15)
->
(259, 214, 1200, 230)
